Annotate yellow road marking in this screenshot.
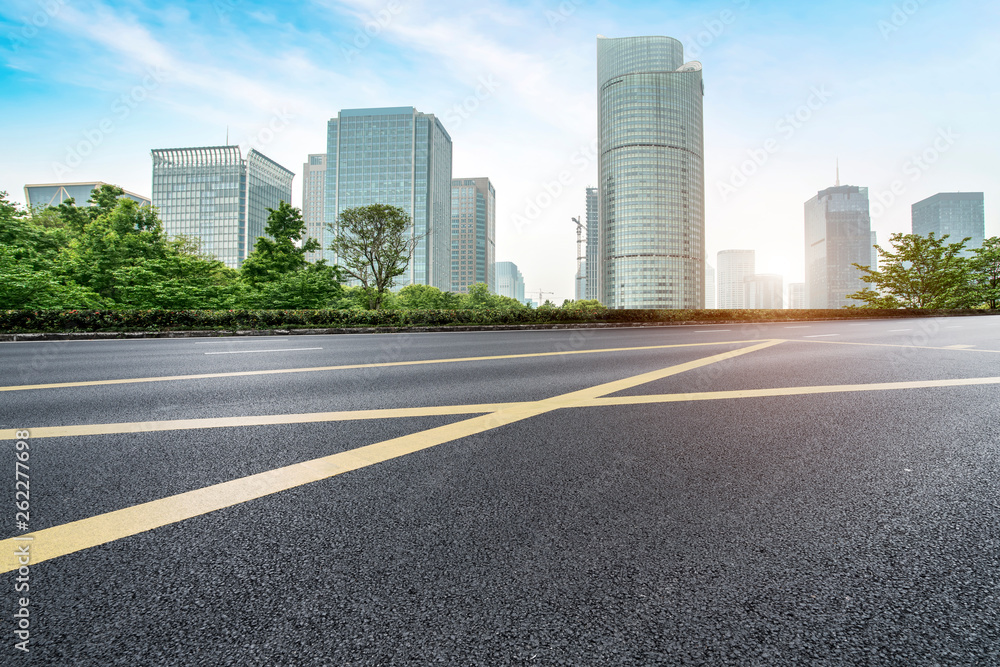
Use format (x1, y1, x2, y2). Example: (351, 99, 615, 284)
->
(0, 339, 768, 393)
(0, 340, 782, 573)
(0, 404, 525, 441)
(580, 375, 1000, 407)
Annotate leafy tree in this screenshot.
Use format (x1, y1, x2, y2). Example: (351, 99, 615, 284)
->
(397, 284, 462, 310)
(969, 237, 1000, 310)
(460, 283, 527, 310)
(849, 232, 974, 309)
(329, 204, 417, 310)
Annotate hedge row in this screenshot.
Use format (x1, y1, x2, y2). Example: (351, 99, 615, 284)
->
(0, 308, 989, 333)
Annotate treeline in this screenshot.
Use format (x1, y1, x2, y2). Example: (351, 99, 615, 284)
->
(850, 232, 1000, 309)
(0, 186, 566, 313)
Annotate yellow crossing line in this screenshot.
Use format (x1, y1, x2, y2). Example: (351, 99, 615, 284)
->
(0, 339, 767, 393)
(0, 340, 782, 573)
(580, 375, 1000, 407)
(0, 404, 525, 441)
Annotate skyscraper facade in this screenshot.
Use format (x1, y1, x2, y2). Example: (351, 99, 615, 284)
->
(787, 282, 806, 309)
(451, 177, 496, 293)
(705, 263, 716, 308)
(24, 182, 150, 209)
(584, 186, 600, 301)
(597, 35, 705, 309)
(302, 154, 326, 263)
(744, 274, 783, 309)
(804, 185, 872, 308)
(495, 261, 525, 304)
(716, 249, 755, 309)
(912, 192, 985, 257)
(325, 107, 452, 290)
(151, 145, 294, 269)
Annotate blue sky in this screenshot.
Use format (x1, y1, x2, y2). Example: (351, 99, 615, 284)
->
(2, 0, 998, 303)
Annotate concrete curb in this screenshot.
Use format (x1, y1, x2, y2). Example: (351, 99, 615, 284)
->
(1, 313, 995, 342)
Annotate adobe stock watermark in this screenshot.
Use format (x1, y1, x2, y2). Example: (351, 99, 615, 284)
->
(545, 0, 584, 29)
(512, 138, 599, 233)
(52, 66, 170, 180)
(716, 85, 833, 203)
(340, 0, 403, 62)
(213, 0, 241, 21)
(870, 127, 958, 219)
(878, 0, 929, 40)
(684, 0, 751, 60)
(5, 0, 66, 53)
(443, 75, 501, 130)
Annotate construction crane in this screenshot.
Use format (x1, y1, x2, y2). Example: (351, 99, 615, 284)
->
(530, 289, 554, 306)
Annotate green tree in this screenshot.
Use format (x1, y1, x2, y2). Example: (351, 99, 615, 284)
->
(460, 283, 527, 310)
(397, 284, 462, 310)
(329, 204, 416, 310)
(969, 236, 1000, 310)
(240, 202, 341, 309)
(849, 232, 974, 309)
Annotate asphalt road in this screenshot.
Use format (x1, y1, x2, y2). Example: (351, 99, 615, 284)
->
(2, 315, 999, 665)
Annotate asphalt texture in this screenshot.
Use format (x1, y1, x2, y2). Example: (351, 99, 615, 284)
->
(2, 316, 999, 665)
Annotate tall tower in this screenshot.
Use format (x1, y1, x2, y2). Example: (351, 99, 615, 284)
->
(325, 107, 453, 290)
(301, 154, 327, 263)
(451, 177, 496, 293)
(597, 35, 705, 309)
(584, 186, 600, 302)
(912, 192, 985, 257)
(151, 146, 294, 269)
(716, 249, 755, 309)
(804, 185, 872, 308)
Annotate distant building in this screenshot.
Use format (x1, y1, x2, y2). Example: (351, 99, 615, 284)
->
(151, 146, 294, 269)
(788, 282, 806, 309)
(451, 177, 496, 294)
(597, 35, 705, 308)
(326, 106, 452, 290)
(302, 154, 326, 263)
(745, 274, 783, 309)
(804, 185, 871, 308)
(717, 250, 755, 309)
(870, 231, 878, 271)
(495, 261, 525, 304)
(585, 186, 600, 302)
(912, 192, 985, 257)
(705, 263, 716, 308)
(24, 182, 150, 209)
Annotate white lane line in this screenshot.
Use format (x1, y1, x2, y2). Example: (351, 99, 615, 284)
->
(943, 344, 975, 350)
(783, 326, 811, 329)
(888, 329, 912, 332)
(847, 323, 871, 326)
(696, 330, 731, 333)
(804, 334, 840, 338)
(204, 348, 323, 355)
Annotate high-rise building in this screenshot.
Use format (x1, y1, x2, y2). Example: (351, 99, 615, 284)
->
(787, 282, 806, 309)
(705, 263, 716, 308)
(804, 185, 872, 308)
(151, 146, 294, 269)
(870, 231, 878, 271)
(717, 250, 755, 309)
(911, 192, 985, 257)
(325, 107, 452, 290)
(584, 186, 600, 302)
(744, 274, 783, 309)
(302, 154, 326, 263)
(24, 182, 150, 209)
(495, 261, 525, 304)
(451, 177, 496, 293)
(597, 35, 705, 309)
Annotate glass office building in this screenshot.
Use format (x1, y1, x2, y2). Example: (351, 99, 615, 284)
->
(24, 182, 150, 209)
(912, 192, 985, 257)
(716, 249, 755, 309)
(597, 35, 705, 309)
(451, 177, 496, 293)
(325, 107, 453, 290)
(302, 154, 327, 263)
(804, 185, 871, 308)
(495, 261, 525, 304)
(584, 186, 600, 301)
(151, 146, 294, 269)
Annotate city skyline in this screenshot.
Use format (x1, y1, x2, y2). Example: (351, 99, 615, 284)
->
(2, 1, 998, 303)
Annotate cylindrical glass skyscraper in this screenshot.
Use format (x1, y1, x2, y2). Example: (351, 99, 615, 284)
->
(597, 36, 705, 309)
